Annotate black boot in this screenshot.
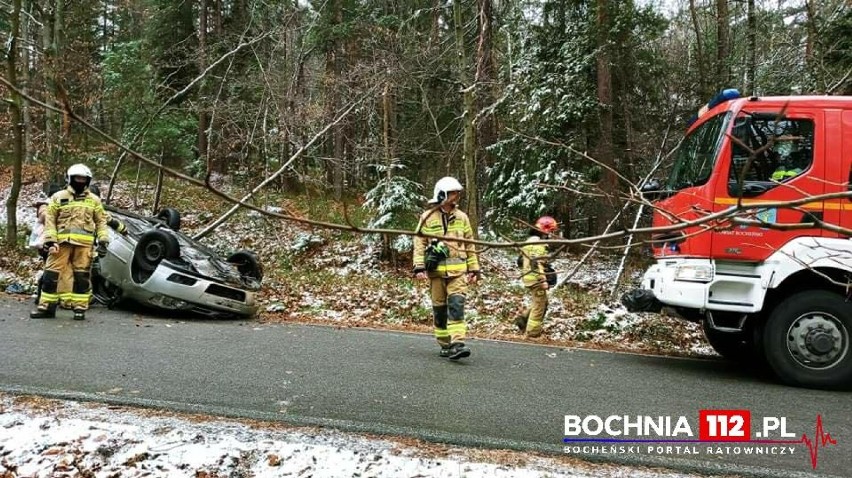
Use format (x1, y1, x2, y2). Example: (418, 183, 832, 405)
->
(73, 309, 86, 321)
(30, 304, 57, 319)
(513, 315, 528, 333)
(448, 342, 471, 360)
(439, 347, 451, 358)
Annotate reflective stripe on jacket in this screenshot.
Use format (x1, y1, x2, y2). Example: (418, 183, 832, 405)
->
(413, 207, 480, 277)
(771, 168, 801, 180)
(521, 236, 548, 287)
(43, 187, 109, 246)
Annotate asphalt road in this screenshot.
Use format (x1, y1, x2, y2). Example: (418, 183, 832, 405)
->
(0, 297, 849, 477)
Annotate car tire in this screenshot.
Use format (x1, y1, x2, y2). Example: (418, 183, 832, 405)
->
(227, 250, 263, 281)
(133, 229, 180, 272)
(156, 208, 181, 231)
(763, 290, 852, 389)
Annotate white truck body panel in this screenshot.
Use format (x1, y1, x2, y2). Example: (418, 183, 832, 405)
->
(641, 237, 852, 313)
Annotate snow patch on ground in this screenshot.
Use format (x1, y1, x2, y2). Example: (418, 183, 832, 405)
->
(0, 396, 712, 478)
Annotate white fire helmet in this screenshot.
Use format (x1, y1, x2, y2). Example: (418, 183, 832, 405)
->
(66, 164, 93, 184)
(428, 176, 464, 204)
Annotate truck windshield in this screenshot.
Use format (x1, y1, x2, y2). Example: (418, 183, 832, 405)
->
(667, 112, 730, 191)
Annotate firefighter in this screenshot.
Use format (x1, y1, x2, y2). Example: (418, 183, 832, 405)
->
(413, 177, 480, 360)
(31, 164, 110, 320)
(55, 183, 126, 309)
(770, 137, 803, 181)
(29, 197, 50, 304)
(514, 216, 558, 338)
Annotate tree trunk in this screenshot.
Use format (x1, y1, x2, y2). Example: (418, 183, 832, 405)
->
(21, 0, 33, 162)
(198, 0, 210, 171)
(596, 0, 616, 231)
(715, 0, 730, 88)
(381, 79, 396, 262)
(214, 0, 223, 35)
(40, 1, 61, 183)
(804, 0, 819, 92)
(5, 0, 24, 244)
(429, 0, 441, 49)
(475, 0, 496, 225)
(746, 0, 756, 94)
(53, 0, 65, 175)
(327, 0, 344, 200)
(453, 0, 479, 232)
(689, 0, 708, 98)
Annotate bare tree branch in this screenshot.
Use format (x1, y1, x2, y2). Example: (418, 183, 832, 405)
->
(3, 74, 851, 256)
(105, 33, 271, 203)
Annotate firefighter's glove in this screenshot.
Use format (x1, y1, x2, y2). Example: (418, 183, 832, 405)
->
(96, 242, 109, 258)
(44, 241, 58, 255)
(544, 264, 558, 287)
(467, 270, 481, 284)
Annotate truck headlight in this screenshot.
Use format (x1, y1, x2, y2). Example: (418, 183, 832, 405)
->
(674, 264, 714, 282)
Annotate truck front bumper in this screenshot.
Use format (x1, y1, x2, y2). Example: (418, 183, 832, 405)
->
(641, 258, 767, 314)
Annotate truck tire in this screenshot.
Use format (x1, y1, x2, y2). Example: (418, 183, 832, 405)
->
(763, 290, 852, 389)
(702, 320, 752, 362)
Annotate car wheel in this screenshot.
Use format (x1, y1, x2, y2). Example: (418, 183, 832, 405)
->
(763, 290, 852, 389)
(133, 229, 180, 272)
(156, 208, 181, 231)
(227, 250, 263, 281)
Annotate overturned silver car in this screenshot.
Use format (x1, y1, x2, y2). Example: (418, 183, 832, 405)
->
(91, 206, 262, 318)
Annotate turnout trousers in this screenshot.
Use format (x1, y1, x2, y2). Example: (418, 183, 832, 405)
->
(38, 244, 93, 311)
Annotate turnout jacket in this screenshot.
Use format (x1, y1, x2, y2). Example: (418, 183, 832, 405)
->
(43, 186, 109, 247)
(413, 207, 480, 278)
(520, 236, 549, 287)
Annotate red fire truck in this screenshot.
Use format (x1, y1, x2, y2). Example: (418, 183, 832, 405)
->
(639, 91, 852, 389)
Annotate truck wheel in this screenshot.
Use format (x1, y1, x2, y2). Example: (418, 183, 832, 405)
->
(763, 290, 852, 389)
(702, 319, 752, 362)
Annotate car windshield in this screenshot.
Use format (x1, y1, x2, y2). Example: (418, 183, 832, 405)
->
(667, 112, 730, 191)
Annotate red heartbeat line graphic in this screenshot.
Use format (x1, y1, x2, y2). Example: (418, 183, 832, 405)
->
(800, 415, 837, 469)
(756, 414, 837, 469)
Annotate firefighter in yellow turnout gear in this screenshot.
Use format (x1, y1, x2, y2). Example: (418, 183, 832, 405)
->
(56, 183, 126, 309)
(413, 177, 480, 360)
(514, 216, 558, 337)
(31, 164, 110, 320)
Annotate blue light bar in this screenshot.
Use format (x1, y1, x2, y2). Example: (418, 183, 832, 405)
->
(707, 88, 741, 109)
(687, 88, 741, 127)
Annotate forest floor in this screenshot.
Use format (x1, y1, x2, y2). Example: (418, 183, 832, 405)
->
(0, 166, 713, 359)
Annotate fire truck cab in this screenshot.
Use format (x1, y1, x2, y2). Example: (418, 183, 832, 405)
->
(639, 91, 852, 389)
